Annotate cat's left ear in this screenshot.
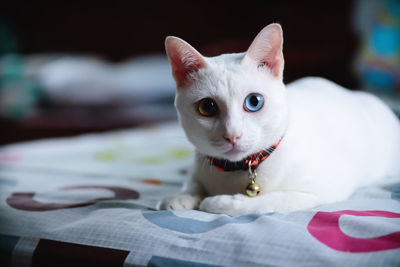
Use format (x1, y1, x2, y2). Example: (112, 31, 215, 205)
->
(165, 36, 206, 88)
(243, 23, 284, 80)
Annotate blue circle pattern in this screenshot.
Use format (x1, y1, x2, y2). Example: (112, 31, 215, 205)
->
(391, 183, 400, 202)
(142, 210, 267, 234)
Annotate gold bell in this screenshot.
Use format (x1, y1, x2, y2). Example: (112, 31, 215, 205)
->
(246, 179, 261, 197)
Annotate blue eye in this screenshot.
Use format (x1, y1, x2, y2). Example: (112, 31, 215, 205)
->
(244, 93, 264, 112)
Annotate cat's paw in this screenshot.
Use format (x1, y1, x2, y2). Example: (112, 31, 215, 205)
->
(199, 194, 250, 216)
(158, 194, 202, 210)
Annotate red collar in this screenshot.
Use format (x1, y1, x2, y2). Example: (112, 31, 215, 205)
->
(208, 137, 283, 172)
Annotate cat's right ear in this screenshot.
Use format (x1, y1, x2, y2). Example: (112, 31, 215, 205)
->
(242, 24, 284, 80)
(165, 36, 206, 88)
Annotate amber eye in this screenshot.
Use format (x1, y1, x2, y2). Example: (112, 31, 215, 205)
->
(197, 98, 218, 117)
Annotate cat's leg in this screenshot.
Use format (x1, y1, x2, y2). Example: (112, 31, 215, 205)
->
(158, 179, 206, 210)
(158, 194, 203, 210)
(199, 191, 321, 216)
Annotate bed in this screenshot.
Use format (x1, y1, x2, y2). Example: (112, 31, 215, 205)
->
(1, 123, 399, 266)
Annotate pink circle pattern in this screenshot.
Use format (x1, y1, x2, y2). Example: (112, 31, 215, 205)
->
(6, 185, 139, 211)
(307, 210, 400, 252)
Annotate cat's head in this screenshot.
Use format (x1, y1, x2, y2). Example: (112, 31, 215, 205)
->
(165, 24, 288, 161)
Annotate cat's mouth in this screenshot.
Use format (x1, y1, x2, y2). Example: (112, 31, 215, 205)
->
(207, 140, 252, 161)
(224, 145, 242, 154)
(221, 145, 248, 161)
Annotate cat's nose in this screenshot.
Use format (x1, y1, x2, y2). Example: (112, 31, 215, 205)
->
(223, 133, 242, 145)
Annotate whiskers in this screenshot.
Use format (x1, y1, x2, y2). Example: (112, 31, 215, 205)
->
(263, 147, 275, 154)
(209, 139, 225, 147)
(199, 155, 211, 171)
(209, 140, 232, 153)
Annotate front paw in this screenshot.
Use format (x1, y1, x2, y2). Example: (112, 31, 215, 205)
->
(158, 194, 202, 210)
(199, 194, 249, 216)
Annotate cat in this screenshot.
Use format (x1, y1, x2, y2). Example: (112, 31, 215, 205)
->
(159, 23, 400, 216)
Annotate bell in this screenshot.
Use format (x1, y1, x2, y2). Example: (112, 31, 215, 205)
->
(246, 180, 261, 197)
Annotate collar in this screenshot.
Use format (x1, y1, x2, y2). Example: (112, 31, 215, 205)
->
(208, 136, 283, 172)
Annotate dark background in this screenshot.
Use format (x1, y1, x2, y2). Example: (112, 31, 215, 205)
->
(0, 0, 359, 145)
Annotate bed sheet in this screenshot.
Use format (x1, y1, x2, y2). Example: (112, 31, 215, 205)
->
(0, 123, 399, 266)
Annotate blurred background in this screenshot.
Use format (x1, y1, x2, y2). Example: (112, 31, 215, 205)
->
(0, 0, 399, 145)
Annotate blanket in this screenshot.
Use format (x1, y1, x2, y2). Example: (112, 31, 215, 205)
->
(1, 123, 399, 266)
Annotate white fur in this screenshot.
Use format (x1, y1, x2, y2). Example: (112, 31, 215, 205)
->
(159, 24, 400, 216)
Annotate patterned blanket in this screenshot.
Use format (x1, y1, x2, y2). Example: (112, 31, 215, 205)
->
(0, 123, 399, 266)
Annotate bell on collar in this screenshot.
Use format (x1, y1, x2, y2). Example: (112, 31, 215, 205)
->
(246, 179, 261, 197)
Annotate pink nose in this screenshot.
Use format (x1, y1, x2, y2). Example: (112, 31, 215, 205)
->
(223, 133, 242, 145)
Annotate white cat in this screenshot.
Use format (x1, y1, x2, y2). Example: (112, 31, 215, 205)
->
(159, 23, 400, 216)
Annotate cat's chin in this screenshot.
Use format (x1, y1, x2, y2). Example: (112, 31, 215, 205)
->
(220, 147, 249, 162)
(199, 146, 248, 162)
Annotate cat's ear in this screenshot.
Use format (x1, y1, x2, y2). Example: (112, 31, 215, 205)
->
(243, 23, 284, 80)
(165, 36, 206, 87)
